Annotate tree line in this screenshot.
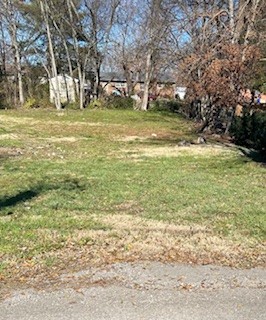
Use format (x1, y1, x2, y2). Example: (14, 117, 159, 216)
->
(0, 0, 265, 131)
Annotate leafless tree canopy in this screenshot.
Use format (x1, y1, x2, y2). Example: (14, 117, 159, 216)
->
(0, 0, 264, 122)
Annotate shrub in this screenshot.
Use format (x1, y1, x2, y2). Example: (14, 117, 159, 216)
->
(23, 97, 54, 109)
(0, 94, 9, 109)
(63, 102, 80, 110)
(88, 99, 105, 109)
(104, 96, 134, 109)
(88, 97, 134, 110)
(231, 110, 266, 154)
(251, 112, 266, 153)
(23, 97, 38, 109)
(149, 99, 180, 112)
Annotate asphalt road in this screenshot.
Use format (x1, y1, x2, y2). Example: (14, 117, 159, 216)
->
(1, 262, 266, 320)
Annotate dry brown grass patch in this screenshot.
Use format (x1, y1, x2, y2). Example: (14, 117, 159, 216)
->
(1, 213, 264, 295)
(61, 213, 265, 269)
(39, 137, 88, 143)
(118, 144, 237, 159)
(0, 133, 19, 140)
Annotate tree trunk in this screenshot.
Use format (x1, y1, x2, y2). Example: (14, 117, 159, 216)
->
(12, 32, 24, 105)
(224, 107, 235, 135)
(228, 0, 235, 42)
(94, 62, 101, 99)
(7, 0, 24, 106)
(66, 0, 84, 109)
(123, 63, 134, 97)
(77, 62, 84, 109)
(40, 0, 61, 110)
(141, 50, 153, 111)
(50, 14, 76, 102)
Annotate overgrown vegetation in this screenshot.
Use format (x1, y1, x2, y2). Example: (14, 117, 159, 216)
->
(88, 96, 134, 110)
(0, 109, 265, 290)
(149, 99, 181, 112)
(231, 110, 266, 155)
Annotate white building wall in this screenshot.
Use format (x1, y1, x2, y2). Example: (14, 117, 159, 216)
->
(50, 75, 78, 104)
(175, 87, 186, 100)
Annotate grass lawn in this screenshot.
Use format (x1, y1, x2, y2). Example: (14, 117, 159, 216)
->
(0, 108, 265, 288)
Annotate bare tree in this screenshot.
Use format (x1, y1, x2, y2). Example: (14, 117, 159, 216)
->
(0, 0, 25, 106)
(83, 0, 121, 98)
(64, 0, 87, 109)
(110, 0, 145, 96)
(38, 0, 61, 109)
(176, 0, 264, 133)
(46, 0, 77, 102)
(140, 0, 176, 110)
(57, 0, 121, 108)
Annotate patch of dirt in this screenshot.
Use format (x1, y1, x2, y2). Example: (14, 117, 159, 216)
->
(0, 147, 23, 158)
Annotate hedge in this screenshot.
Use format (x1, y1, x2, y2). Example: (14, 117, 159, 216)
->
(230, 110, 266, 154)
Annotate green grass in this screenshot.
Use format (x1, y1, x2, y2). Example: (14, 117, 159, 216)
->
(0, 108, 265, 278)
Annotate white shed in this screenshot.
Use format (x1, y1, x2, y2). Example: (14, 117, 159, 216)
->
(175, 87, 186, 100)
(49, 74, 79, 104)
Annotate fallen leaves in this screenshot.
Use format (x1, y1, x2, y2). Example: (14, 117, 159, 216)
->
(1, 212, 265, 300)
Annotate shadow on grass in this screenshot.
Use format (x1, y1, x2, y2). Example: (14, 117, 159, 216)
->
(0, 177, 88, 214)
(0, 190, 39, 212)
(237, 146, 266, 166)
(208, 138, 266, 166)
